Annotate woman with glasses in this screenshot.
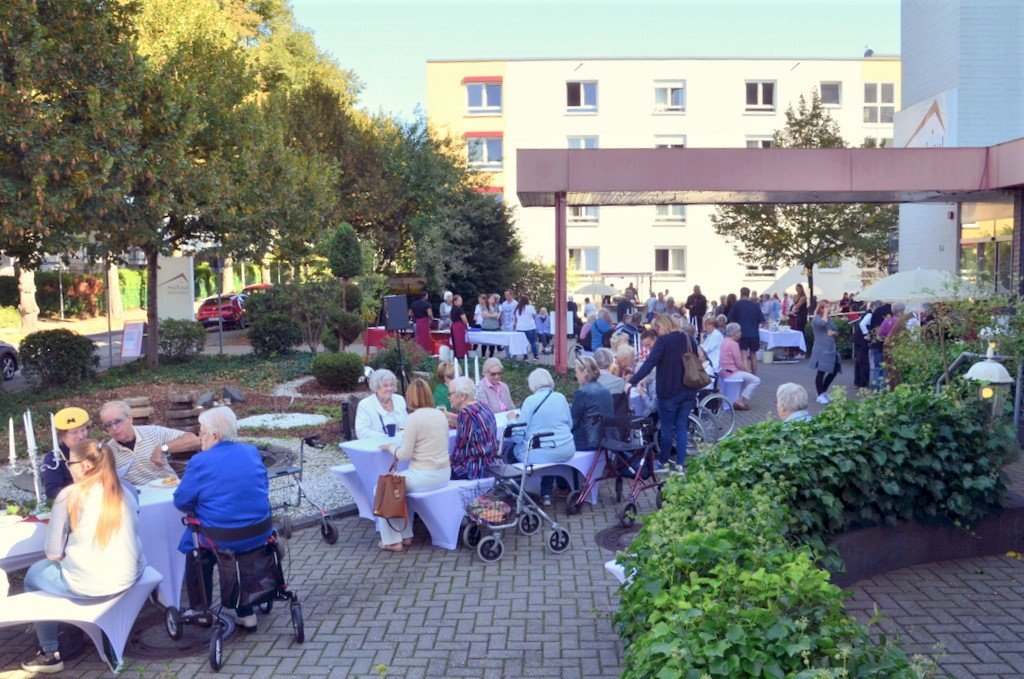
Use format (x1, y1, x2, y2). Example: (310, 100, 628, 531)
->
(475, 357, 515, 413)
(19, 439, 145, 673)
(355, 369, 408, 439)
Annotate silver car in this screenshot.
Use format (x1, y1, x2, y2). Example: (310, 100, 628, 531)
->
(0, 341, 18, 381)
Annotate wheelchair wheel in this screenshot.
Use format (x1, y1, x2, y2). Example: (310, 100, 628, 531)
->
(280, 516, 294, 540)
(620, 502, 638, 528)
(320, 518, 338, 545)
(209, 625, 224, 672)
(461, 523, 482, 549)
(164, 606, 183, 641)
(698, 393, 735, 439)
(547, 528, 570, 554)
(564, 489, 583, 515)
(518, 510, 541, 536)
(257, 600, 273, 615)
(477, 536, 504, 563)
(290, 601, 305, 644)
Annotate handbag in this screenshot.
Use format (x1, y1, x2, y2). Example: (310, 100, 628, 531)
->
(682, 336, 713, 390)
(373, 458, 408, 531)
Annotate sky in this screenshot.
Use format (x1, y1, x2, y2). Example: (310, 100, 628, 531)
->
(290, 0, 901, 120)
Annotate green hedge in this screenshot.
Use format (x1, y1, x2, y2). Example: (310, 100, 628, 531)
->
(118, 268, 147, 310)
(0, 270, 149, 318)
(617, 387, 1016, 678)
(311, 352, 365, 391)
(0, 306, 20, 329)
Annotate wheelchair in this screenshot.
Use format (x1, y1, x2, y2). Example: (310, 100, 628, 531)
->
(163, 515, 304, 672)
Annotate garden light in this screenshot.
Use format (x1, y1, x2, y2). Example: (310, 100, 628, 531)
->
(963, 342, 1014, 417)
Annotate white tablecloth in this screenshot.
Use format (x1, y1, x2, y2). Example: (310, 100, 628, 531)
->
(759, 328, 807, 353)
(466, 330, 531, 357)
(0, 486, 185, 607)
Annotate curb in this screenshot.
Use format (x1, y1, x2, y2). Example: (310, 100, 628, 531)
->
(285, 503, 359, 531)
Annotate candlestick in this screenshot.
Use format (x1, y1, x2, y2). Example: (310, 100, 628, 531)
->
(474, 356, 480, 384)
(8, 417, 14, 466)
(453, 359, 460, 378)
(464, 356, 469, 379)
(49, 413, 59, 454)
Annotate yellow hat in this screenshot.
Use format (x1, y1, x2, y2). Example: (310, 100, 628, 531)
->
(55, 407, 90, 430)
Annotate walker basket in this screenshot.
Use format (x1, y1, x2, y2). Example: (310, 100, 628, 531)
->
(461, 486, 513, 527)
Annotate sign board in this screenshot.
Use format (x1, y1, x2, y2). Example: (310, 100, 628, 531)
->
(156, 255, 196, 321)
(894, 88, 957, 149)
(121, 321, 145, 359)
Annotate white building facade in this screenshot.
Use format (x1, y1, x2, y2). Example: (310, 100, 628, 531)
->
(428, 56, 900, 298)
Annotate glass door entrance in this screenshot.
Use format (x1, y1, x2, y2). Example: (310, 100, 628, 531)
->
(959, 200, 1016, 294)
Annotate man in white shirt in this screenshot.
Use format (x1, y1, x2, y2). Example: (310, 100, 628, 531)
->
(100, 401, 200, 485)
(582, 297, 597, 319)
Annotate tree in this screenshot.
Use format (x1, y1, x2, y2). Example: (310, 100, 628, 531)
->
(443, 188, 521, 301)
(324, 222, 364, 351)
(0, 0, 142, 328)
(711, 93, 896, 303)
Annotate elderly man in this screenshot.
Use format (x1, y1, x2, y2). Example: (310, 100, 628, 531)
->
(776, 383, 812, 423)
(100, 400, 200, 486)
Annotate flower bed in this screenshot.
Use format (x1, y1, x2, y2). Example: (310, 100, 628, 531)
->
(616, 387, 1018, 678)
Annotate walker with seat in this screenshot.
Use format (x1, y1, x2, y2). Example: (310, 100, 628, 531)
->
(163, 515, 304, 672)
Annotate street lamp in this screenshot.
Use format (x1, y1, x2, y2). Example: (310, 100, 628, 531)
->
(963, 342, 1015, 417)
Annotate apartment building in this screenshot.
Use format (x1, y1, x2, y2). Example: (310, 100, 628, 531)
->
(426, 56, 900, 297)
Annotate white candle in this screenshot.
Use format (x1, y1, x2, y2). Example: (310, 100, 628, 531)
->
(474, 357, 480, 384)
(49, 413, 59, 453)
(464, 356, 469, 378)
(24, 410, 36, 452)
(454, 359, 460, 378)
(8, 417, 14, 465)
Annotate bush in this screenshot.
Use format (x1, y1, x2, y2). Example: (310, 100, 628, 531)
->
(834, 317, 853, 359)
(321, 311, 364, 352)
(311, 352, 365, 391)
(19, 329, 98, 387)
(118, 268, 147, 310)
(248, 313, 302, 358)
(0, 306, 20, 329)
(158, 319, 207, 362)
(617, 387, 1016, 677)
(369, 336, 429, 382)
(194, 262, 216, 299)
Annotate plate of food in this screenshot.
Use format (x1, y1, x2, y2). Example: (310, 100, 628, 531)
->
(148, 476, 180, 489)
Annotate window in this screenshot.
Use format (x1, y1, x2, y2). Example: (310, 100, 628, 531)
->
(466, 81, 502, 114)
(654, 135, 686, 149)
(820, 81, 841, 106)
(654, 247, 686, 274)
(466, 136, 503, 170)
(567, 136, 599, 149)
(745, 80, 775, 111)
(569, 247, 599, 272)
(744, 264, 777, 278)
(864, 136, 894, 148)
(568, 205, 599, 224)
(566, 81, 598, 112)
(745, 137, 774, 148)
(653, 80, 685, 112)
(655, 205, 686, 223)
(864, 82, 895, 123)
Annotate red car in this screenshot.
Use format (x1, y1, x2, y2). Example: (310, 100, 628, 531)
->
(197, 293, 248, 328)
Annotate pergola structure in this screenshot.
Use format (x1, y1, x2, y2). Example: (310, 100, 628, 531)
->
(516, 137, 1024, 374)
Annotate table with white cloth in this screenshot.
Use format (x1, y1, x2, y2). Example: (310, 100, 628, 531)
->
(759, 328, 807, 354)
(466, 329, 531, 357)
(0, 485, 186, 607)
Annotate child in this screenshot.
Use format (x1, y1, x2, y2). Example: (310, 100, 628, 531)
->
(536, 307, 553, 354)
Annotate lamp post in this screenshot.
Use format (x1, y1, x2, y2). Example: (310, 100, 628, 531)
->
(964, 342, 1015, 418)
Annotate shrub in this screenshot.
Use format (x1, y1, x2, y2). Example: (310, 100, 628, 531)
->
(194, 262, 216, 299)
(617, 387, 1015, 677)
(158, 319, 207, 362)
(369, 336, 429, 382)
(834, 317, 853, 359)
(118, 268, 147, 310)
(311, 352, 365, 391)
(248, 313, 302, 358)
(19, 329, 98, 387)
(0, 306, 20, 329)
(322, 311, 364, 352)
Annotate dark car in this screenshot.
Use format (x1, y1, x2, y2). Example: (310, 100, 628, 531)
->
(197, 293, 248, 329)
(0, 341, 18, 381)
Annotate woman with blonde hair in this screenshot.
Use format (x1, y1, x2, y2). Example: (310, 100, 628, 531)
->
(611, 344, 637, 380)
(433, 361, 456, 410)
(809, 299, 841, 404)
(19, 440, 145, 673)
(377, 379, 451, 552)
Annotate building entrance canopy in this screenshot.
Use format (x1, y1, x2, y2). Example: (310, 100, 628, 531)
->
(517, 137, 1024, 373)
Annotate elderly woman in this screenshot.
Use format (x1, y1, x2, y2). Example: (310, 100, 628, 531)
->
(476, 357, 516, 413)
(593, 347, 626, 395)
(719, 322, 761, 411)
(449, 377, 499, 481)
(776, 383, 812, 423)
(611, 344, 636, 381)
(19, 439, 145, 673)
(438, 291, 453, 330)
(377, 379, 450, 552)
(628, 314, 699, 466)
(572, 356, 613, 451)
(508, 368, 576, 505)
(700, 316, 725, 376)
(579, 311, 596, 348)
(433, 361, 455, 410)
(809, 300, 841, 404)
(173, 406, 272, 631)
(355, 369, 408, 438)
(589, 309, 614, 351)
(43, 406, 91, 501)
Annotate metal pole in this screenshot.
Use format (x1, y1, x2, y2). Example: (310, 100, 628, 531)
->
(57, 264, 64, 321)
(217, 252, 224, 356)
(554, 192, 568, 375)
(104, 260, 114, 368)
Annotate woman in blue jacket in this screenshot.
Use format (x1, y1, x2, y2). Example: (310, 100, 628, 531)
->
(510, 368, 576, 506)
(173, 406, 272, 633)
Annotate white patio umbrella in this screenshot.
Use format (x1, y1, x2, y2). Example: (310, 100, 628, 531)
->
(575, 282, 620, 297)
(762, 265, 860, 301)
(858, 268, 969, 302)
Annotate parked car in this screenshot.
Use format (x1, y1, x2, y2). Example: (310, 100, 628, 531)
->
(197, 293, 248, 329)
(0, 341, 18, 381)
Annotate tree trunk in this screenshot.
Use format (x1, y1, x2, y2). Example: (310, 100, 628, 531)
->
(16, 265, 39, 331)
(806, 266, 816, 311)
(220, 256, 234, 295)
(146, 248, 160, 369)
(239, 262, 246, 289)
(260, 263, 272, 285)
(106, 262, 124, 325)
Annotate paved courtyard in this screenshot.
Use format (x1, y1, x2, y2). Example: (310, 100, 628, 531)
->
(2, 357, 1024, 677)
